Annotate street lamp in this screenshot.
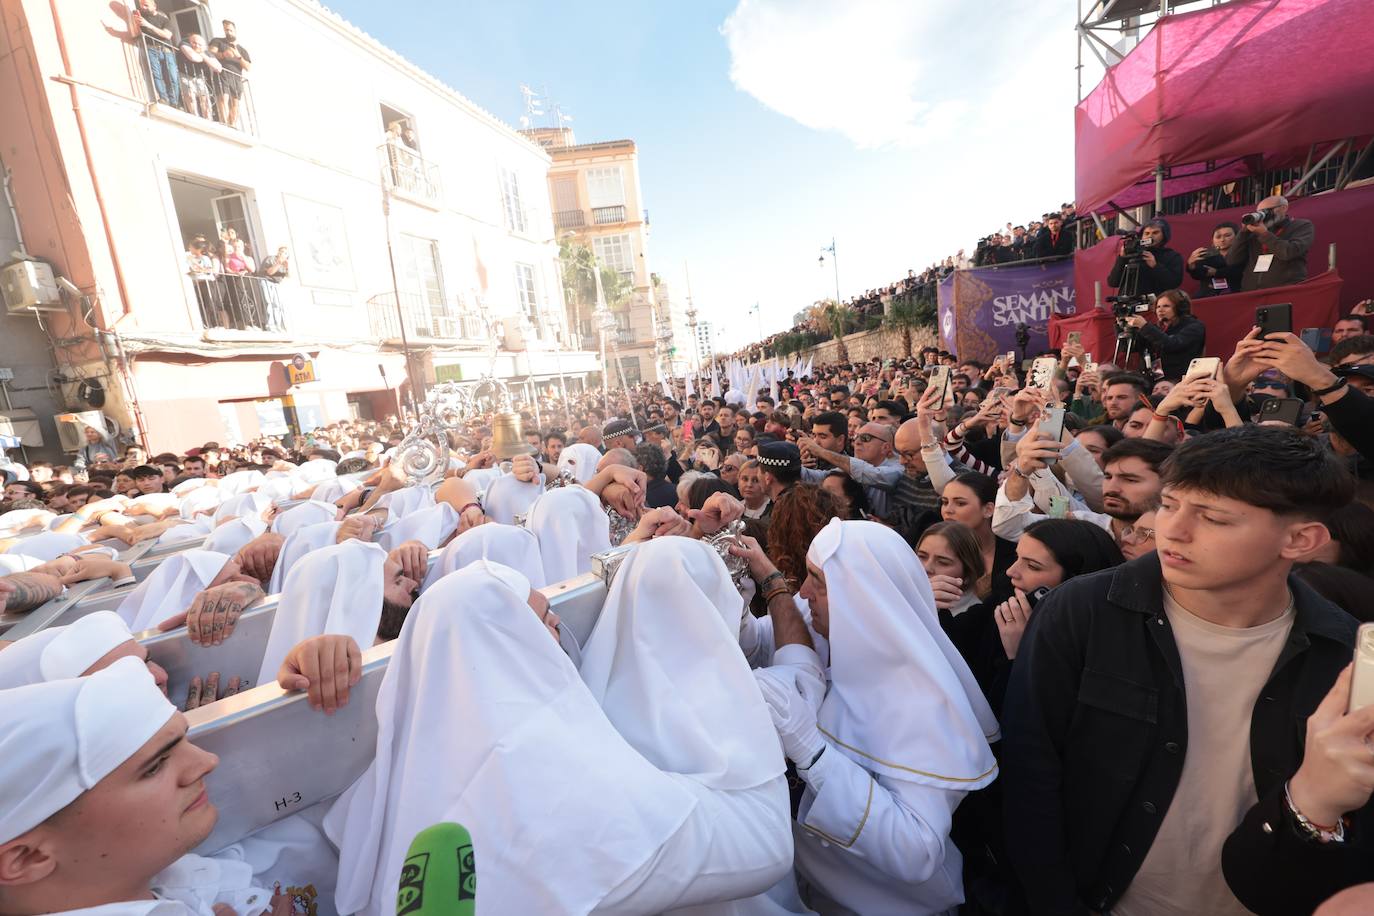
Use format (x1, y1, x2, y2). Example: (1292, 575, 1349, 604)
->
(819, 237, 842, 304)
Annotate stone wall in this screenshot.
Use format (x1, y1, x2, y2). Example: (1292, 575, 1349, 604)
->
(798, 325, 939, 366)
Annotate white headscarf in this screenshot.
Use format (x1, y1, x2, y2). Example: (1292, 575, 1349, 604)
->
(154, 518, 214, 545)
(171, 476, 212, 495)
(290, 458, 338, 492)
(256, 476, 295, 502)
(376, 503, 457, 552)
(216, 470, 265, 497)
(0, 508, 52, 535)
(270, 500, 340, 537)
(580, 538, 783, 791)
(178, 486, 223, 520)
(308, 476, 361, 506)
(807, 519, 998, 790)
(324, 562, 695, 916)
(374, 486, 434, 522)
(0, 611, 133, 689)
(525, 485, 610, 583)
(0, 553, 42, 574)
(214, 491, 270, 524)
(267, 520, 343, 594)
(8, 531, 88, 562)
(130, 493, 180, 515)
(460, 466, 505, 495)
(0, 657, 174, 844)
(256, 540, 386, 685)
(422, 523, 546, 591)
(115, 549, 230, 632)
(204, 515, 268, 556)
(481, 474, 544, 525)
(556, 443, 603, 485)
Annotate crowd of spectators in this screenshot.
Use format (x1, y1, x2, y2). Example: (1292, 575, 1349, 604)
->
(723, 202, 1082, 362)
(130, 2, 253, 130)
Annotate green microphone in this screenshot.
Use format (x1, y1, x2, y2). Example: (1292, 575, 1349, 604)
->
(396, 822, 476, 916)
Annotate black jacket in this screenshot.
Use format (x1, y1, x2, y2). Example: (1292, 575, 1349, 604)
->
(1186, 251, 1244, 297)
(1033, 228, 1075, 260)
(1133, 314, 1206, 380)
(1002, 554, 1358, 915)
(1107, 246, 1184, 296)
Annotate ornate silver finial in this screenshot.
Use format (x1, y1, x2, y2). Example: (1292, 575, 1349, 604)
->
(701, 518, 751, 589)
(395, 381, 477, 485)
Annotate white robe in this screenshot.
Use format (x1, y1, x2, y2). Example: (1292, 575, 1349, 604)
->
(481, 473, 544, 525)
(325, 563, 698, 916)
(256, 540, 385, 685)
(524, 485, 610, 583)
(267, 521, 342, 594)
(421, 523, 546, 591)
(556, 443, 603, 484)
(580, 537, 800, 915)
(376, 503, 457, 552)
(767, 520, 999, 916)
(204, 516, 268, 557)
(115, 550, 230, 632)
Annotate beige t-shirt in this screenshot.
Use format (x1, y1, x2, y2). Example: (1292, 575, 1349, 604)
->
(1112, 589, 1294, 916)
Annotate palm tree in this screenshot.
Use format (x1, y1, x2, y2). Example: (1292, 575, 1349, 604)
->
(883, 293, 936, 358)
(820, 299, 852, 363)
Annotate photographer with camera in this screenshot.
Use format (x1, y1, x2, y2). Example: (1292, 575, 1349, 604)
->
(1226, 195, 1315, 291)
(1107, 217, 1185, 297)
(1123, 289, 1207, 381)
(1186, 221, 1245, 297)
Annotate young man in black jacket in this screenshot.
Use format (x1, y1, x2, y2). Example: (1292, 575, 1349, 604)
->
(1107, 217, 1185, 298)
(1123, 289, 1207, 381)
(1002, 425, 1359, 915)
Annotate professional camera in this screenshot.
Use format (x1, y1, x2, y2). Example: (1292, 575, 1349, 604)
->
(1118, 228, 1157, 258)
(1241, 207, 1276, 227)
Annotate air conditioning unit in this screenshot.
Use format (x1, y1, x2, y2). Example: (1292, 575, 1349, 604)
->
(1, 260, 64, 313)
(55, 410, 107, 453)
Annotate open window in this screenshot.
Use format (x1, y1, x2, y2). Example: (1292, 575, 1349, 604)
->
(378, 103, 439, 202)
(168, 174, 284, 332)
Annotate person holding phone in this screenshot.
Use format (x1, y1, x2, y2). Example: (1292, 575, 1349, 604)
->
(1123, 289, 1207, 380)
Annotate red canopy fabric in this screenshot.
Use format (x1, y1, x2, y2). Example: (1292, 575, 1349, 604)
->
(1050, 270, 1342, 367)
(1075, 0, 1374, 215)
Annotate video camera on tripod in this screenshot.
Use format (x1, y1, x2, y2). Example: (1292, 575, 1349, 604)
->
(1104, 228, 1160, 365)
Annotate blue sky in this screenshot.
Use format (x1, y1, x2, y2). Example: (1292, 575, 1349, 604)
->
(325, 0, 1092, 350)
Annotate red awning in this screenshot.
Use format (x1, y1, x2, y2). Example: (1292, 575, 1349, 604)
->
(1075, 0, 1374, 214)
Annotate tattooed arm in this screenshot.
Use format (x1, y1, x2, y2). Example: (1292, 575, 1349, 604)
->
(0, 572, 64, 614)
(156, 580, 265, 645)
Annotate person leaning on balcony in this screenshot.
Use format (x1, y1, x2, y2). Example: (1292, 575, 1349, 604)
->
(177, 34, 214, 119)
(185, 236, 220, 327)
(129, 0, 179, 108)
(208, 20, 252, 128)
(1225, 195, 1316, 291)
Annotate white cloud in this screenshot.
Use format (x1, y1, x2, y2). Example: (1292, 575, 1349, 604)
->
(703, 0, 1097, 350)
(721, 0, 951, 149)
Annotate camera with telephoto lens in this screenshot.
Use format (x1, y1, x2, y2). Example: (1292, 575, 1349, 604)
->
(1241, 207, 1276, 227)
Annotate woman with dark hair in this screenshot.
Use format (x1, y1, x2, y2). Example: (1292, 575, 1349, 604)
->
(940, 471, 1017, 604)
(765, 483, 840, 590)
(684, 475, 732, 513)
(950, 518, 1125, 712)
(820, 470, 869, 520)
(915, 521, 986, 620)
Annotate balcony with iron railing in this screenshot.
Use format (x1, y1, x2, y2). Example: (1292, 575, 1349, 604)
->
(554, 206, 631, 230)
(190, 272, 287, 333)
(592, 205, 627, 225)
(135, 34, 258, 136)
(367, 292, 487, 342)
(378, 143, 443, 207)
(555, 209, 586, 229)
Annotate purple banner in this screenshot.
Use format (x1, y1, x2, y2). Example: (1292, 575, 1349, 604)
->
(938, 259, 1076, 362)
